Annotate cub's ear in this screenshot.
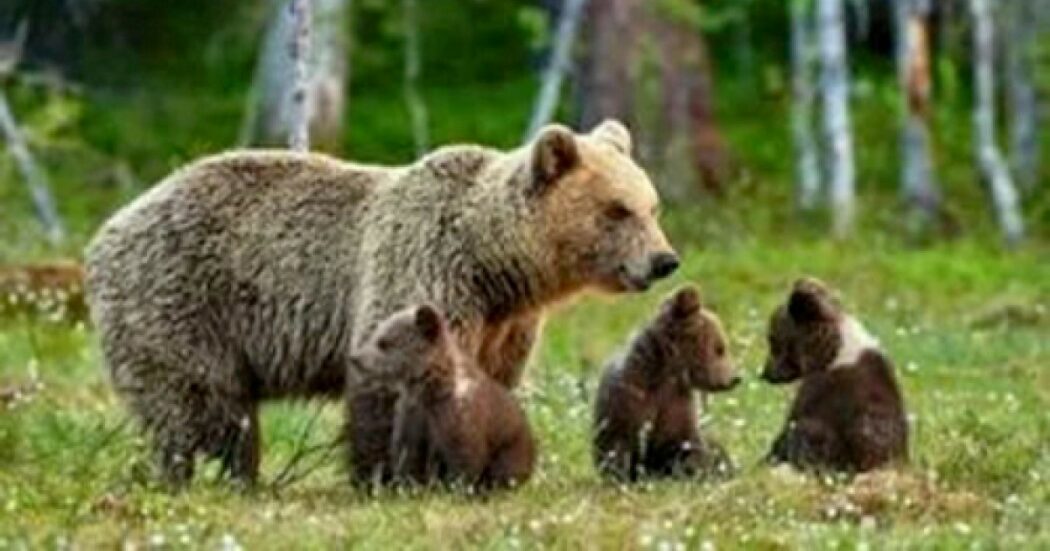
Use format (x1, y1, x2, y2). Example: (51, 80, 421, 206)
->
(788, 277, 836, 323)
(415, 304, 445, 342)
(531, 125, 580, 194)
(668, 286, 702, 318)
(590, 119, 632, 155)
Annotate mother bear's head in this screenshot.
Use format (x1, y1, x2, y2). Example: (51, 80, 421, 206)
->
(522, 120, 678, 294)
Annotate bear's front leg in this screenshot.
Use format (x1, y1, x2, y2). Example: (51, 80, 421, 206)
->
(643, 399, 731, 479)
(346, 388, 400, 488)
(478, 313, 542, 388)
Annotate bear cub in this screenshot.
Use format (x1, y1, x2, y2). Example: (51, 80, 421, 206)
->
(762, 277, 908, 473)
(347, 304, 536, 491)
(593, 286, 740, 481)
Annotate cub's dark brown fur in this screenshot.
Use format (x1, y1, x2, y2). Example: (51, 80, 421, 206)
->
(762, 278, 908, 473)
(348, 305, 535, 490)
(593, 286, 739, 481)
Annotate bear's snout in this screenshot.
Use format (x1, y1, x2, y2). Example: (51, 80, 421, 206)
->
(648, 252, 680, 281)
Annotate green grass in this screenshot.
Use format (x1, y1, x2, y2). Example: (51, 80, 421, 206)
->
(2, 222, 1049, 548)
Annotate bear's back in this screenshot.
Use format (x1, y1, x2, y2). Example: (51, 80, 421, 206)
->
(85, 150, 390, 394)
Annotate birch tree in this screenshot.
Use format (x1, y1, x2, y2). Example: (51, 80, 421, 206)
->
(288, 0, 312, 152)
(1006, 0, 1040, 191)
(790, 0, 821, 210)
(971, 0, 1024, 243)
(241, 0, 350, 152)
(896, 0, 941, 228)
(526, 0, 588, 139)
(402, 0, 429, 155)
(817, 0, 856, 238)
(0, 21, 64, 245)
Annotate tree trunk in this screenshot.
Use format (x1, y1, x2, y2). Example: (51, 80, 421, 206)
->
(241, 0, 349, 152)
(1006, 0, 1040, 191)
(790, 0, 821, 210)
(678, 20, 729, 195)
(970, 0, 1024, 244)
(526, 0, 588, 139)
(578, 0, 635, 129)
(645, 5, 729, 196)
(896, 0, 941, 228)
(0, 88, 64, 245)
(288, 0, 312, 152)
(817, 0, 857, 238)
(402, 0, 429, 155)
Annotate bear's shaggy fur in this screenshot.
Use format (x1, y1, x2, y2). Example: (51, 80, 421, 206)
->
(348, 304, 535, 490)
(593, 286, 739, 481)
(761, 277, 909, 473)
(84, 120, 672, 484)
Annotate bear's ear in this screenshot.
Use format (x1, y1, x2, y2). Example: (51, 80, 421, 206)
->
(414, 304, 445, 342)
(668, 286, 702, 319)
(788, 277, 836, 323)
(531, 125, 580, 194)
(590, 119, 632, 155)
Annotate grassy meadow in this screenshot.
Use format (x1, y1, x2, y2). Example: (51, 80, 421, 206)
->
(2, 213, 1049, 548)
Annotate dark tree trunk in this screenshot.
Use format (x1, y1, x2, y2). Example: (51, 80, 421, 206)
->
(578, 0, 635, 129)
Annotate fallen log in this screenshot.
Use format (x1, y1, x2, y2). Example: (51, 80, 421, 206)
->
(0, 262, 86, 323)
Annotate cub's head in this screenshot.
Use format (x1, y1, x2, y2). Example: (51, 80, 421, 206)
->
(653, 286, 740, 392)
(350, 304, 457, 390)
(762, 277, 877, 384)
(523, 120, 678, 294)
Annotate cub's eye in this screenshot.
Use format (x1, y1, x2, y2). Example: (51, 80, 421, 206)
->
(376, 338, 393, 351)
(716, 343, 726, 357)
(605, 202, 632, 221)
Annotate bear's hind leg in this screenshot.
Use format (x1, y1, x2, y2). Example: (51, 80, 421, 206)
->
(135, 379, 260, 488)
(768, 418, 842, 472)
(483, 434, 536, 490)
(155, 434, 197, 488)
(215, 403, 261, 486)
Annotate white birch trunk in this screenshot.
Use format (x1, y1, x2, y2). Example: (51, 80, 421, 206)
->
(790, 0, 821, 210)
(288, 0, 312, 152)
(1006, 0, 1039, 191)
(0, 23, 64, 245)
(0, 89, 65, 245)
(402, 0, 429, 156)
(896, 0, 940, 223)
(817, 0, 856, 237)
(241, 0, 349, 152)
(971, 0, 1024, 244)
(526, 0, 589, 139)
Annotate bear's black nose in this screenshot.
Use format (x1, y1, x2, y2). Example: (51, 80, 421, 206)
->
(649, 252, 680, 280)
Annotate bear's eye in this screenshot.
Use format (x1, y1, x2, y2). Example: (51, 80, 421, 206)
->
(376, 338, 393, 351)
(605, 202, 632, 221)
(716, 343, 726, 357)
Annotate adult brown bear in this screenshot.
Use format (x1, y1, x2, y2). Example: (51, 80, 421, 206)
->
(84, 120, 678, 485)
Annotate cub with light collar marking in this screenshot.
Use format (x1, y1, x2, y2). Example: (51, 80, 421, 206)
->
(348, 304, 535, 490)
(762, 277, 908, 473)
(593, 286, 740, 482)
